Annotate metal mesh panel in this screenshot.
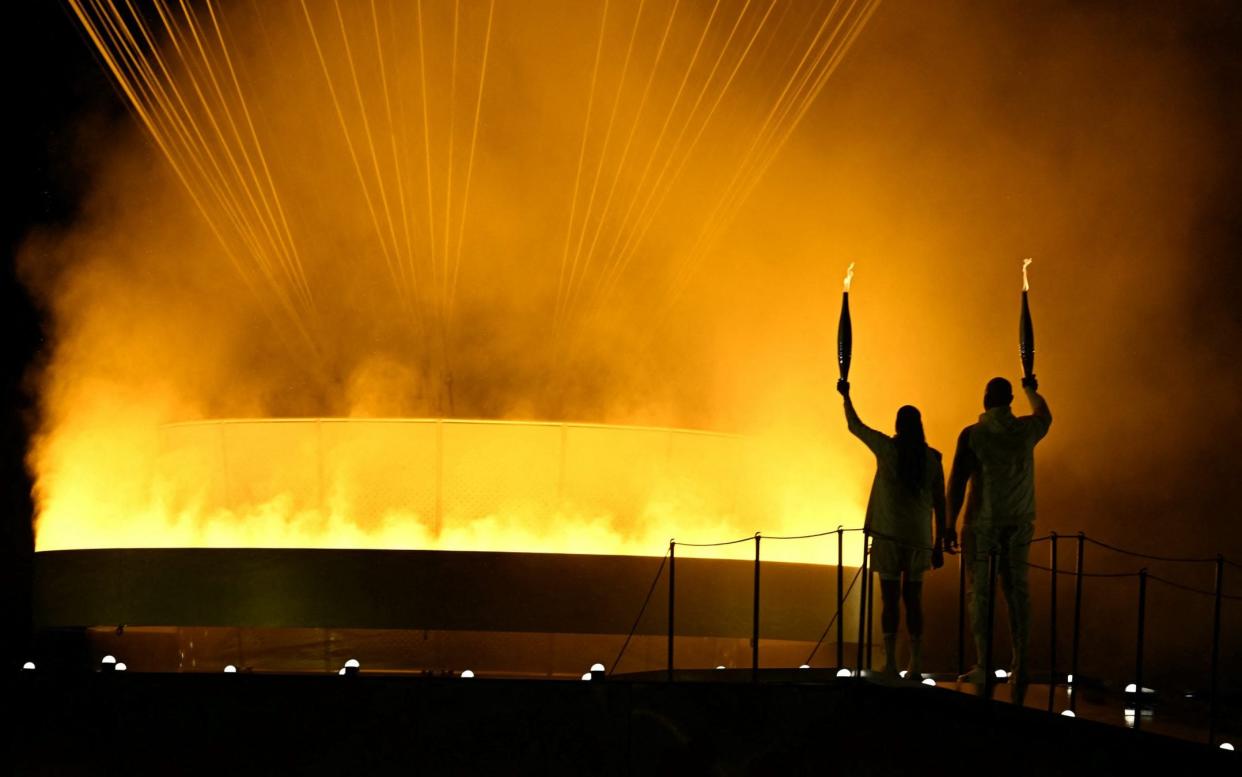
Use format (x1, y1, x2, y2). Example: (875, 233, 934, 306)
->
(156, 418, 750, 551)
(319, 419, 438, 532)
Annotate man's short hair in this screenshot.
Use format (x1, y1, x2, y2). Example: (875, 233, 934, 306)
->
(984, 377, 1013, 409)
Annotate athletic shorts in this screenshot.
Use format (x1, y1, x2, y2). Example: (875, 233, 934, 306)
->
(870, 536, 931, 582)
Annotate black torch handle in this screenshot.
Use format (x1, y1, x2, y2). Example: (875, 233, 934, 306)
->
(838, 292, 853, 382)
(1019, 290, 1035, 380)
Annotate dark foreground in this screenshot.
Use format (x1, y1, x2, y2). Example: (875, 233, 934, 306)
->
(14, 671, 1233, 776)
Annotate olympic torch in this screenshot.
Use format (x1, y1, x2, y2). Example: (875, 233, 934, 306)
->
(1019, 258, 1035, 384)
(838, 263, 855, 386)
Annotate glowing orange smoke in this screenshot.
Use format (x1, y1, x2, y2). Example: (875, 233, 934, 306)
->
(29, 2, 882, 565)
(34, 416, 866, 564)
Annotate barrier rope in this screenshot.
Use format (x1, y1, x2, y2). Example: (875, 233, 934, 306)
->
(674, 535, 757, 548)
(805, 563, 865, 665)
(1083, 536, 1219, 565)
(1147, 572, 1242, 602)
(764, 527, 864, 541)
(609, 549, 671, 675)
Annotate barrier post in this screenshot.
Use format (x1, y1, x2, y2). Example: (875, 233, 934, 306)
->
(957, 540, 966, 676)
(1209, 555, 1223, 745)
(1070, 532, 1084, 713)
(856, 530, 870, 673)
(1133, 569, 1147, 732)
(667, 540, 675, 682)
(1048, 531, 1058, 713)
(866, 548, 876, 671)
(983, 548, 998, 700)
(752, 533, 761, 682)
(836, 528, 845, 670)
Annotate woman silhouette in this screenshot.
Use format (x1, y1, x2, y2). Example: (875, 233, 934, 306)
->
(838, 379, 946, 678)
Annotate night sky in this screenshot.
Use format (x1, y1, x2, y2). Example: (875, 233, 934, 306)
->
(4, 0, 1242, 668)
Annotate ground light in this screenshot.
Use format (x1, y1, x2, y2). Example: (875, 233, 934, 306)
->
(22, 661, 36, 671)
(1061, 710, 1075, 718)
(580, 672, 592, 681)
(341, 659, 360, 677)
(836, 668, 852, 678)
(922, 678, 935, 687)
(994, 669, 1008, 679)
(1220, 743, 1234, 751)
(223, 665, 237, 673)
(115, 663, 127, 672)
(460, 670, 475, 678)
(799, 665, 810, 670)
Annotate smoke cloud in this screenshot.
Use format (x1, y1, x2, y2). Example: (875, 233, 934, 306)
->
(20, 0, 1242, 597)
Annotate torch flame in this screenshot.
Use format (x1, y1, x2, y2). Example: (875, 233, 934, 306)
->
(843, 262, 855, 292)
(1022, 257, 1032, 292)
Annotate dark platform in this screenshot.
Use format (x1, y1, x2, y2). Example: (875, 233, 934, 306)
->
(34, 547, 860, 637)
(13, 671, 1232, 776)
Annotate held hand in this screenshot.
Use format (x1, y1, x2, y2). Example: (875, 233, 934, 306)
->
(836, 379, 850, 397)
(931, 544, 944, 570)
(1021, 374, 1038, 391)
(941, 529, 958, 554)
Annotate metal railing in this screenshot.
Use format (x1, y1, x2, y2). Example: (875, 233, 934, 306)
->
(610, 526, 1240, 746)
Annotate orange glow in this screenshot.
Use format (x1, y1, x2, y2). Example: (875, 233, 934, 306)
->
(25, 1, 883, 566)
(28, 0, 1230, 573)
(34, 417, 867, 565)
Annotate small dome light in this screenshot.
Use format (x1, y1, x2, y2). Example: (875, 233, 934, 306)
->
(922, 678, 936, 687)
(460, 670, 475, 678)
(799, 664, 810, 670)
(1066, 674, 1074, 684)
(344, 659, 360, 669)
(994, 669, 1008, 679)
(223, 665, 237, 673)
(22, 661, 36, 671)
(899, 670, 908, 679)
(1060, 710, 1075, 718)
(1219, 742, 1234, 751)
(715, 665, 726, 670)
(102, 655, 117, 665)
(115, 663, 127, 672)
(581, 672, 592, 681)
(836, 668, 852, 678)
(590, 663, 605, 673)
(338, 668, 347, 676)
(1125, 683, 1137, 693)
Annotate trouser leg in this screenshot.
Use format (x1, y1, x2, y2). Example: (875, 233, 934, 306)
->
(963, 525, 995, 667)
(999, 523, 1034, 677)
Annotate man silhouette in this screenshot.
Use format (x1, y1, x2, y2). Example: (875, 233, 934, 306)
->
(946, 376, 1051, 697)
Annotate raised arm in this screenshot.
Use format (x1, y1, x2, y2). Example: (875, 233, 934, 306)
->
(837, 380, 889, 456)
(1022, 376, 1052, 442)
